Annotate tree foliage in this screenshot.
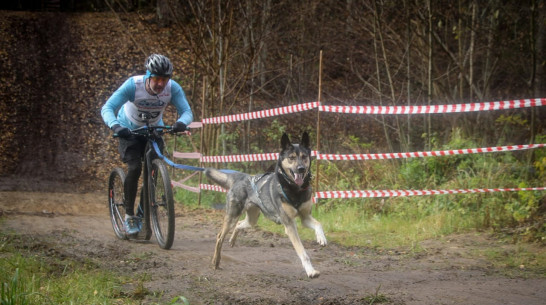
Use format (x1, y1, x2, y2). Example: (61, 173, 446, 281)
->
(155, 0, 544, 154)
(0, 0, 544, 191)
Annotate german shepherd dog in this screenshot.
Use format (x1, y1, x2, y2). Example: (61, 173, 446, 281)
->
(204, 132, 327, 278)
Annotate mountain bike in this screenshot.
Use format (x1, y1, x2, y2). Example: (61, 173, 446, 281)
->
(108, 116, 182, 250)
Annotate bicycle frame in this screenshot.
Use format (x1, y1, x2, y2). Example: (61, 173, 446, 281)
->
(110, 113, 179, 248)
(130, 120, 173, 241)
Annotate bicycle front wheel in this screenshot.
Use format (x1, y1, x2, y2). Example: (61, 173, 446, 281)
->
(108, 168, 128, 240)
(149, 159, 175, 249)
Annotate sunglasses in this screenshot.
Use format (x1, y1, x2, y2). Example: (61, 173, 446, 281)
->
(150, 75, 170, 82)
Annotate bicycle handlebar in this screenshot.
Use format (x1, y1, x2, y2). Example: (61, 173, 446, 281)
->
(113, 125, 191, 138)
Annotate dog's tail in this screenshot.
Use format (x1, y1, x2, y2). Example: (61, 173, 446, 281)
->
(204, 168, 242, 190)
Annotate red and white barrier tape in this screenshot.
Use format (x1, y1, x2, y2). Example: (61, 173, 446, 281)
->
(201, 151, 318, 163)
(200, 184, 227, 192)
(316, 187, 546, 199)
(198, 185, 546, 197)
(319, 98, 544, 114)
(201, 153, 278, 163)
(200, 143, 543, 163)
(188, 122, 203, 128)
(202, 101, 319, 124)
(318, 144, 546, 161)
(172, 180, 200, 193)
(192, 98, 546, 198)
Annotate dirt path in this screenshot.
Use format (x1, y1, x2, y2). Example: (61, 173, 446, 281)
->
(0, 191, 544, 305)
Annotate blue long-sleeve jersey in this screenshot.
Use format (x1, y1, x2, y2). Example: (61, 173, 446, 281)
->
(101, 75, 193, 130)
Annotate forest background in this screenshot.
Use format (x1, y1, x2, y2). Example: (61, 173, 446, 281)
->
(0, 0, 544, 240)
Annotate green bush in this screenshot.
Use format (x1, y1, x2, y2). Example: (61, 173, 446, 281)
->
(309, 129, 546, 243)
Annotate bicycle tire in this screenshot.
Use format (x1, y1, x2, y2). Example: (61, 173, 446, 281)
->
(108, 168, 128, 240)
(135, 187, 153, 241)
(149, 159, 175, 249)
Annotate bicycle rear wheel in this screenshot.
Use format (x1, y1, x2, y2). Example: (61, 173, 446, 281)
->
(149, 159, 175, 249)
(108, 168, 128, 240)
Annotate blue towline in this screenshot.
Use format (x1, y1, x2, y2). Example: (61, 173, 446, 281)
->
(152, 141, 238, 174)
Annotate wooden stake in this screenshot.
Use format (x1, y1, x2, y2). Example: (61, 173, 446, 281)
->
(197, 76, 206, 206)
(315, 50, 323, 210)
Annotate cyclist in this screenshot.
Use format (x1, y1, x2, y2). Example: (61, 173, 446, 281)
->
(101, 53, 193, 235)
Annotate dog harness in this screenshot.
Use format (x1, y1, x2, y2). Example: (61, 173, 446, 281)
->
(249, 173, 283, 224)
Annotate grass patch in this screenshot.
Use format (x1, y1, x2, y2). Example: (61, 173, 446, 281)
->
(0, 251, 129, 304)
(255, 196, 485, 250)
(360, 285, 390, 304)
(0, 234, 191, 305)
(475, 242, 546, 277)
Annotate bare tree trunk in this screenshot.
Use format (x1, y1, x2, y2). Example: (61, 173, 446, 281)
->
(217, 1, 226, 156)
(405, 0, 412, 150)
(530, 0, 545, 141)
(426, 0, 433, 150)
(469, 0, 479, 139)
(244, 0, 254, 155)
(527, 0, 544, 178)
(259, 0, 271, 90)
(469, 0, 476, 101)
(534, 0, 545, 99)
(482, 0, 499, 100)
(458, 0, 463, 100)
(372, 1, 393, 153)
(375, 0, 407, 152)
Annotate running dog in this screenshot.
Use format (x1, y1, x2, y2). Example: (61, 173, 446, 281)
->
(205, 132, 327, 278)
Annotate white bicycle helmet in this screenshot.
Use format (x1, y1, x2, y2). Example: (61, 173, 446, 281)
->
(145, 54, 173, 77)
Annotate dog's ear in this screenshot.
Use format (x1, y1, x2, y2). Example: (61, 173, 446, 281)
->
(301, 132, 310, 149)
(281, 133, 291, 150)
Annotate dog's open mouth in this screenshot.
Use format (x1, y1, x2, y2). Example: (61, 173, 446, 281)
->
(292, 171, 304, 186)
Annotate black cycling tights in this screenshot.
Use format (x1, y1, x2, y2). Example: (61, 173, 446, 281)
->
(124, 159, 142, 216)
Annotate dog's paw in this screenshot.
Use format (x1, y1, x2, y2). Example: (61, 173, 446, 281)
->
(211, 257, 222, 270)
(316, 234, 328, 246)
(307, 270, 320, 278)
(211, 264, 222, 270)
(228, 236, 238, 247)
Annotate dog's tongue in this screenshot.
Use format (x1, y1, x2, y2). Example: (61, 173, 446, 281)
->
(294, 173, 304, 186)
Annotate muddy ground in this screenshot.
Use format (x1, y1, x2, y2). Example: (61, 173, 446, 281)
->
(0, 191, 545, 305)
